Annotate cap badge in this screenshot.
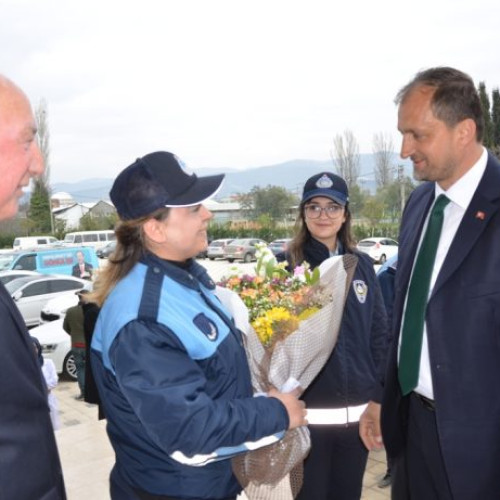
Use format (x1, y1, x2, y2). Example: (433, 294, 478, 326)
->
(316, 174, 333, 189)
(174, 154, 194, 176)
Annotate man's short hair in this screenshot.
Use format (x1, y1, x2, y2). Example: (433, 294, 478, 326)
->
(395, 66, 484, 142)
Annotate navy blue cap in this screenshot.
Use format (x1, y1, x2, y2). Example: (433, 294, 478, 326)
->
(110, 151, 224, 220)
(301, 172, 349, 206)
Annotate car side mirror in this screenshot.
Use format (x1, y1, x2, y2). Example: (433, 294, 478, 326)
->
(13, 290, 23, 301)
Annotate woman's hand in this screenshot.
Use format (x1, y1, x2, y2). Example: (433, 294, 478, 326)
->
(268, 388, 308, 429)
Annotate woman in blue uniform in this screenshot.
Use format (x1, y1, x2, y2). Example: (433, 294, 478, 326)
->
(277, 172, 388, 500)
(90, 151, 307, 500)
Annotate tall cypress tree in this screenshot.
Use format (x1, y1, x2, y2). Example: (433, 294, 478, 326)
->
(28, 99, 53, 234)
(478, 82, 493, 148)
(29, 179, 52, 233)
(491, 88, 500, 148)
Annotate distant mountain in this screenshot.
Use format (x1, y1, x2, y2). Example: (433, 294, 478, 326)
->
(52, 154, 412, 203)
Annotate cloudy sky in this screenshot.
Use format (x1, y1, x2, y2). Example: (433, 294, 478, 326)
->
(1, 0, 499, 184)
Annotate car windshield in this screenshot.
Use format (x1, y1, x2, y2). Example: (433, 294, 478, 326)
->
(229, 239, 248, 246)
(0, 252, 17, 271)
(358, 240, 376, 247)
(0, 273, 31, 285)
(5, 275, 41, 293)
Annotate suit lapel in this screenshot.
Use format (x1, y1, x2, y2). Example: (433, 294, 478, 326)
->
(398, 189, 435, 294)
(392, 187, 434, 340)
(431, 155, 500, 297)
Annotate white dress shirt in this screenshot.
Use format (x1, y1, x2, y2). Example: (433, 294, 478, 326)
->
(401, 147, 488, 400)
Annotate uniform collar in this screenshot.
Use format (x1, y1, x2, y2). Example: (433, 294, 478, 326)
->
(141, 252, 216, 290)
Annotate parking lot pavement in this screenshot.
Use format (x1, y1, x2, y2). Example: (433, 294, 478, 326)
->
(54, 379, 389, 499)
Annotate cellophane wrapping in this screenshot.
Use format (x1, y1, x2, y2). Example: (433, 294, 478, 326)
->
(230, 254, 358, 500)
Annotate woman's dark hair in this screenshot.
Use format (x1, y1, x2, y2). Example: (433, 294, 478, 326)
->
(395, 66, 484, 142)
(287, 201, 356, 269)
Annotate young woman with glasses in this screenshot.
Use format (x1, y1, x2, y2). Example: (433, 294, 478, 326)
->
(277, 172, 389, 500)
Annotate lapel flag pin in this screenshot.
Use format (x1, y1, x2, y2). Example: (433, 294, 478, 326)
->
(475, 211, 486, 220)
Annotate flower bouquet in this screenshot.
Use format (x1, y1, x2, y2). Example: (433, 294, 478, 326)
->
(216, 247, 358, 499)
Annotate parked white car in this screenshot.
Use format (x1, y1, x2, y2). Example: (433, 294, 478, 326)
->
(12, 236, 60, 250)
(40, 293, 80, 323)
(356, 237, 399, 264)
(30, 319, 76, 380)
(0, 270, 40, 285)
(5, 274, 88, 327)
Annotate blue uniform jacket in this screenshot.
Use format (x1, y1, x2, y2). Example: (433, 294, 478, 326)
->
(91, 253, 288, 499)
(278, 238, 388, 408)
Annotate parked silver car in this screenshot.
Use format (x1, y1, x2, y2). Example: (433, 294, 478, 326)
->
(268, 238, 292, 256)
(223, 238, 267, 263)
(206, 239, 233, 260)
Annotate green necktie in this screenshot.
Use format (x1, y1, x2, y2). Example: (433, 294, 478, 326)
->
(398, 194, 450, 396)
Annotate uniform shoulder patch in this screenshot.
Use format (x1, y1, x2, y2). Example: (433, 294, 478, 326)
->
(352, 280, 368, 304)
(193, 313, 219, 341)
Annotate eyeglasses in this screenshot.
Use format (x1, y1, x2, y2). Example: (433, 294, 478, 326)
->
(304, 204, 344, 219)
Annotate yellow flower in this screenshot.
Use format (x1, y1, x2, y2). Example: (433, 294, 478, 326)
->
(219, 257, 325, 350)
(298, 307, 320, 321)
(252, 315, 273, 345)
(251, 307, 294, 347)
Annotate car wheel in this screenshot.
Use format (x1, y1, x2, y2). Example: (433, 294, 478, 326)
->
(379, 254, 387, 264)
(63, 352, 78, 381)
(227, 258, 235, 263)
(243, 253, 252, 263)
(209, 257, 215, 260)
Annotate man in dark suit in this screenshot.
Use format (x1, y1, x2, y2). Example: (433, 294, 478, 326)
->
(381, 67, 500, 499)
(72, 250, 93, 279)
(0, 76, 66, 497)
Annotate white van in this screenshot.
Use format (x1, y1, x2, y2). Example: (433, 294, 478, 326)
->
(13, 236, 59, 250)
(62, 230, 115, 250)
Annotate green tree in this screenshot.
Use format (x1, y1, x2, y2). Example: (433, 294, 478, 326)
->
(347, 183, 368, 219)
(53, 218, 67, 240)
(249, 185, 297, 222)
(375, 176, 415, 223)
(28, 181, 52, 233)
(360, 198, 385, 235)
(234, 192, 254, 220)
(491, 88, 500, 156)
(79, 213, 117, 231)
(478, 82, 494, 148)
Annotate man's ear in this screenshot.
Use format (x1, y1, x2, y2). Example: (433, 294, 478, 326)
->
(143, 218, 167, 245)
(456, 118, 477, 147)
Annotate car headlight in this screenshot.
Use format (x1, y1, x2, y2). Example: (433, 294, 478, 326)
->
(41, 343, 58, 353)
